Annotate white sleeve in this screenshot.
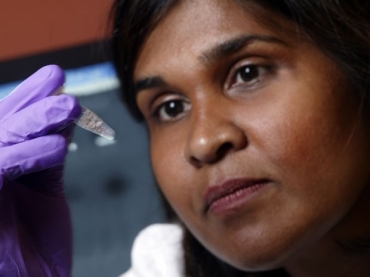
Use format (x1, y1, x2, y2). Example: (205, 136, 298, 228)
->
(119, 223, 184, 277)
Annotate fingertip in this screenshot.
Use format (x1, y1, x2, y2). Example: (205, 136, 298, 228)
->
(36, 65, 65, 92)
(56, 94, 82, 120)
(68, 95, 82, 119)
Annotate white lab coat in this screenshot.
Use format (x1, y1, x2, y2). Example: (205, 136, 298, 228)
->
(119, 223, 184, 277)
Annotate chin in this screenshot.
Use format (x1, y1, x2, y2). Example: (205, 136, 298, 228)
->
(220, 250, 287, 272)
(205, 231, 299, 273)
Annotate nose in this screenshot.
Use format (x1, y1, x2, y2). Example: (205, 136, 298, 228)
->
(185, 105, 247, 167)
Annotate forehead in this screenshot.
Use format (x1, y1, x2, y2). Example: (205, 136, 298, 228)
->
(134, 0, 297, 78)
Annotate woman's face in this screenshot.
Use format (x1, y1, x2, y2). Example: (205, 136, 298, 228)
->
(134, 0, 370, 271)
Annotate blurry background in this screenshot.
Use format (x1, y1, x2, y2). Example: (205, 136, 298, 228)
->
(0, 1, 166, 276)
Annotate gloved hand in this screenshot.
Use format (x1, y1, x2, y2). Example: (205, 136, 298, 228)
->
(0, 65, 81, 277)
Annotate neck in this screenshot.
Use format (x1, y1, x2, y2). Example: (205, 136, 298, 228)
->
(287, 241, 370, 277)
(286, 185, 370, 277)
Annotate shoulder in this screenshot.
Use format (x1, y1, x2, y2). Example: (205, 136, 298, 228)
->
(119, 223, 184, 277)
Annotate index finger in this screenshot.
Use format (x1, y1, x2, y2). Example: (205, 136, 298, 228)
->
(0, 65, 65, 120)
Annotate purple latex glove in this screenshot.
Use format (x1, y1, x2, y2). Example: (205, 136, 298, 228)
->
(0, 65, 81, 277)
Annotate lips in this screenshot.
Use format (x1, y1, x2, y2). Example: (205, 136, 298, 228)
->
(203, 178, 270, 215)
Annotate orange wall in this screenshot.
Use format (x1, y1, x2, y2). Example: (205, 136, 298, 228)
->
(0, 0, 113, 62)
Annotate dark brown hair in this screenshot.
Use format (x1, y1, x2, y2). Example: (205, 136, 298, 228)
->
(110, 1, 370, 276)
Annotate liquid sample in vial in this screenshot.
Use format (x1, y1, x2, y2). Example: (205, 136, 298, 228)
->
(53, 87, 115, 140)
(74, 107, 115, 140)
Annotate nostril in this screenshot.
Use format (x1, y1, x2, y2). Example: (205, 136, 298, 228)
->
(189, 156, 203, 168)
(190, 142, 235, 167)
(215, 142, 234, 161)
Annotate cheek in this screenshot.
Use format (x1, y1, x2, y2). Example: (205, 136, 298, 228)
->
(262, 107, 333, 176)
(257, 82, 368, 221)
(150, 130, 194, 213)
(253, 75, 355, 181)
(242, 73, 367, 221)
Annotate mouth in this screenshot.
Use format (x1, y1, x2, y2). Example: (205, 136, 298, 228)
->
(203, 178, 271, 215)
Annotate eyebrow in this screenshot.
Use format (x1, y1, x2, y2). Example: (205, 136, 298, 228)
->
(134, 34, 286, 95)
(134, 76, 167, 93)
(199, 34, 286, 65)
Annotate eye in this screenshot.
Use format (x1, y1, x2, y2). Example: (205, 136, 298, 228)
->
(230, 63, 273, 89)
(236, 65, 259, 83)
(154, 99, 191, 122)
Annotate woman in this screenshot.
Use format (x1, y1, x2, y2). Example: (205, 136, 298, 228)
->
(111, 0, 370, 276)
(0, 0, 369, 276)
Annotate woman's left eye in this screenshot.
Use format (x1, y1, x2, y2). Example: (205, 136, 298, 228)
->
(231, 64, 272, 88)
